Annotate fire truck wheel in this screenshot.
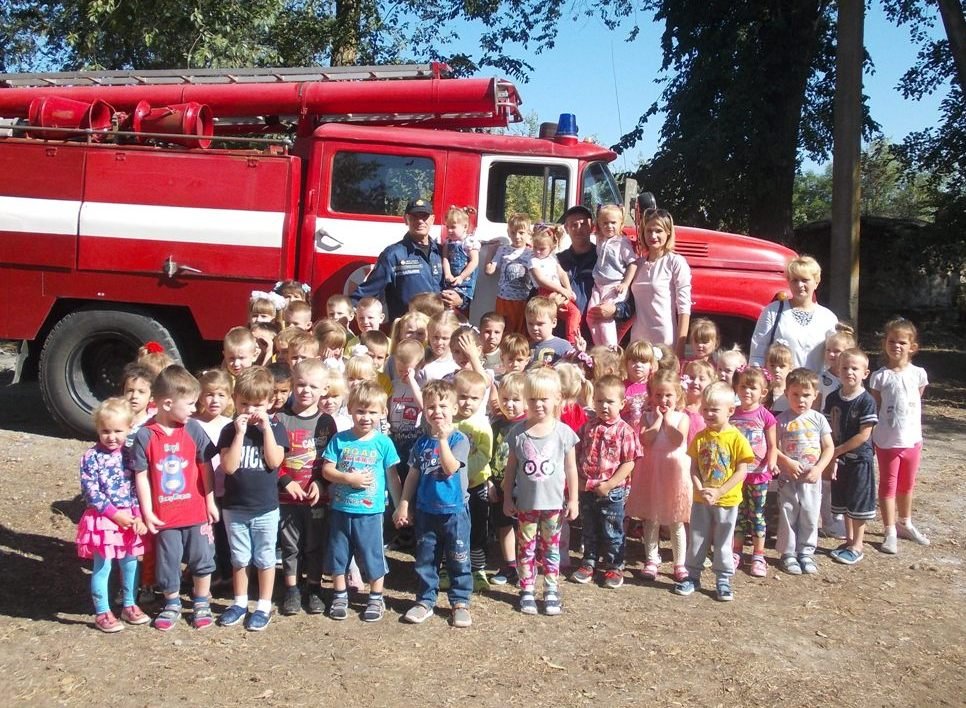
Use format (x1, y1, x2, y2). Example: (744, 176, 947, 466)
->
(39, 309, 182, 438)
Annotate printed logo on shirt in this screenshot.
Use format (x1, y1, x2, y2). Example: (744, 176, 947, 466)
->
(521, 436, 556, 480)
(157, 454, 188, 497)
(239, 445, 266, 470)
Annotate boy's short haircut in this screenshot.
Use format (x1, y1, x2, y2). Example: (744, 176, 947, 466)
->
(499, 332, 531, 359)
(356, 296, 384, 314)
(594, 374, 625, 398)
(234, 366, 274, 402)
(359, 329, 390, 351)
(121, 362, 157, 389)
(289, 330, 321, 355)
(786, 255, 822, 283)
(480, 311, 506, 329)
(312, 317, 345, 339)
(525, 296, 557, 321)
(153, 365, 201, 401)
(93, 396, 134, 427)
(702, 380, 735, 406)
(766, 342, 794, 367)
(394, 337, 426, 367)
(498, 371, 526, 398)
(346, 380, 388, 412)
(839, 347, 869, 368)
(454, 369, 487, 392)
(786, 367, 819, 392)
(224, 326, 257, 352)
(409, 292, 446, 319)
(507, 212, 532, 232)
(293, 358, 326, 380)
(266, 362, 292, 384)
(284, 300, 312, 318)
(422, 379, 457, 405)
(327, 293, 354, 312)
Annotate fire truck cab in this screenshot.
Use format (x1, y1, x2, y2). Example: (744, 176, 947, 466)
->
(0, 64, 794, 436)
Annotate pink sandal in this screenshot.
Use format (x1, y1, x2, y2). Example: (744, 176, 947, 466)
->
(640, 561, 659, 581)
(672, 565, 689, 582)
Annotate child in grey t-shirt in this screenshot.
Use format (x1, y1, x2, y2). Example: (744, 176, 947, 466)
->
(502, 369, 579, 616)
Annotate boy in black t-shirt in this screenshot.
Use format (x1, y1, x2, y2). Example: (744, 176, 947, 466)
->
(216, 367, 289, 631)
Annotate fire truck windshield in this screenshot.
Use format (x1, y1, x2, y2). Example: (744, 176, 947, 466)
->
(580, 161, 622, 214)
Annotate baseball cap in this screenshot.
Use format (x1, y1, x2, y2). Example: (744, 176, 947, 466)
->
(563, 205, 593, 221)
(405, 198, 434, 215)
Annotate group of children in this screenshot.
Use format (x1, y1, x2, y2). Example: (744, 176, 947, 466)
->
(76, 240, 931, 632)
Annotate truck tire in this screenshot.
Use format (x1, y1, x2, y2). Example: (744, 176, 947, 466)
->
(39, 309, 182, 438)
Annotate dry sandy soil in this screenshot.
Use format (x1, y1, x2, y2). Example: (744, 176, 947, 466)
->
(0, 342, 964, 706)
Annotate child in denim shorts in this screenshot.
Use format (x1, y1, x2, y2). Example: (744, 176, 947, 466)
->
(216, 367, 289, 631)
(322, 381, 402, 622)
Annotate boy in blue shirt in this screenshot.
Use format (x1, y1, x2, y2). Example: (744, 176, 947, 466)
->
(394, 380, 473, 628)
(322, 381, 401, 622)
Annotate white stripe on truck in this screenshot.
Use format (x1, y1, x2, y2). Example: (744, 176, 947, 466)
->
(0, 195, 80, 235)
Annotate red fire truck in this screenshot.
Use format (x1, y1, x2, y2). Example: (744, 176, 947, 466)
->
(0, 63, 794, 436)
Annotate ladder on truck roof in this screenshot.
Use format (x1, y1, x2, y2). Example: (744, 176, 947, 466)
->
(0, 63, 450, 88)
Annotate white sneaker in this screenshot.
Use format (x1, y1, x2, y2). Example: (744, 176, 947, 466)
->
(897, 523, 930, 546)
(881, 533, 898, 555)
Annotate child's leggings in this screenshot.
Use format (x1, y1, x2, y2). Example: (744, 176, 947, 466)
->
(91, 553, 139, 614)
(586, 284, 625, 346)
(736, 481, 769, 541)
(876, 444, 922, 498)
(644, 520, 686, 565)
(516, 510, 563, 593)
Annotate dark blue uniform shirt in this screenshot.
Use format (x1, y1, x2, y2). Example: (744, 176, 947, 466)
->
(352, 233, 448, 321)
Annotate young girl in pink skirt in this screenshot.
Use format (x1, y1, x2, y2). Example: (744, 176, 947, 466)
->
(76, 398, 148, 632)
(627, 369, 691, 582)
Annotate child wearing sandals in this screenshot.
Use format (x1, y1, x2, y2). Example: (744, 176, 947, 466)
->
(77, 398, 148, 632)
(502, 368, 580, 615)
(131, 365, 219, 631)
(775, 368, 835, 576)
(394, 380, 473, 627)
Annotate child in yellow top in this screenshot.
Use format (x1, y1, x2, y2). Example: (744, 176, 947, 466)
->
(676, 381, 754, 602)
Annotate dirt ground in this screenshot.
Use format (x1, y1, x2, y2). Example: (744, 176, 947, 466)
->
(0, 342, 964, 706)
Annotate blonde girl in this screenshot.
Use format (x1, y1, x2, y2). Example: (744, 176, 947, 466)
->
(818, 324, 857, 541)
(587, 204, 638, 346)
(729, 366, 778, 577)
(274, 279, 310, 303)
(136, 341, 174, 379)
(441, 206, 481, 304)
(627, 369, 690, 583)
(716, 347, 747, 384)
(529, 224, 581, 343)
(419, 310, 461, 382)
(628, 208, 692, 358)
(345, 354, 378, 388)
(765, 343, 794, 414)
(588, 344, 623, 381)
(502, 368, 579, 616)
(622, 340, 659, 433)
(76, 398, 147, 632)
(682, 359, 715, 444)
(872, 317, 930, 553)
(556, 362, 593, 430)
(391, 311, 430, 353)
(249, 290, 286, 326)
(687, 317, 720, 367)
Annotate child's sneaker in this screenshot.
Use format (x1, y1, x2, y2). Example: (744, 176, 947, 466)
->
(602, 569, 624, 589)
(780, 555, 803, 575)
(490, 565, 518, 586)
(799, 555, 818, 574)
(749, 557, 768, 577)
(120, 604, 150, 625)
(403, 603, 434, 624)
(94, 611, 124, 633)
(438, 567, 451, 591)
(715, 580, 734, 602)
(280, 586, 302, 616)
(673, 578, 698, 596)
(329, 594, 349, 621)
(897, 522, 930, 546)
(306, 586, 326, 615)
(570, 563, 595, 584)
(451, 604, 472, 628)
(473, 570, 490, 592)
(543, 590, 562, 616)
(245, 610, 271, 632)
(881, 532, 898, 554)
(518, 592, 537, 615)
(153, 602, 182, 631)
(362, 596, 385, 622)
(217, 604, 247, 627)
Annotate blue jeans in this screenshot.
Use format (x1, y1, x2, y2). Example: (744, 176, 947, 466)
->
(414, 508, 472, 607)
(91, 554, 138, 614)
(579, 487, 626, 569)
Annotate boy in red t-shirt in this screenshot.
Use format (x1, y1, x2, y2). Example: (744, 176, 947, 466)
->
(133, 365, 218, 631)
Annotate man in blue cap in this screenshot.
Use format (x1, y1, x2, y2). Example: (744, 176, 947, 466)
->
(351, 198, 463, 321)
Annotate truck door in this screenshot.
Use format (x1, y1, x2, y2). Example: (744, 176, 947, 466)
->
(470, 155, 578, 322)
(307, 143, 443, 301)
(77, 149, 294, 281)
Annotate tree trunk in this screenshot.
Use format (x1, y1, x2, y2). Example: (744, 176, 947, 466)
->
(937, 0, 966, 92)
(331, 0, 361, 66)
